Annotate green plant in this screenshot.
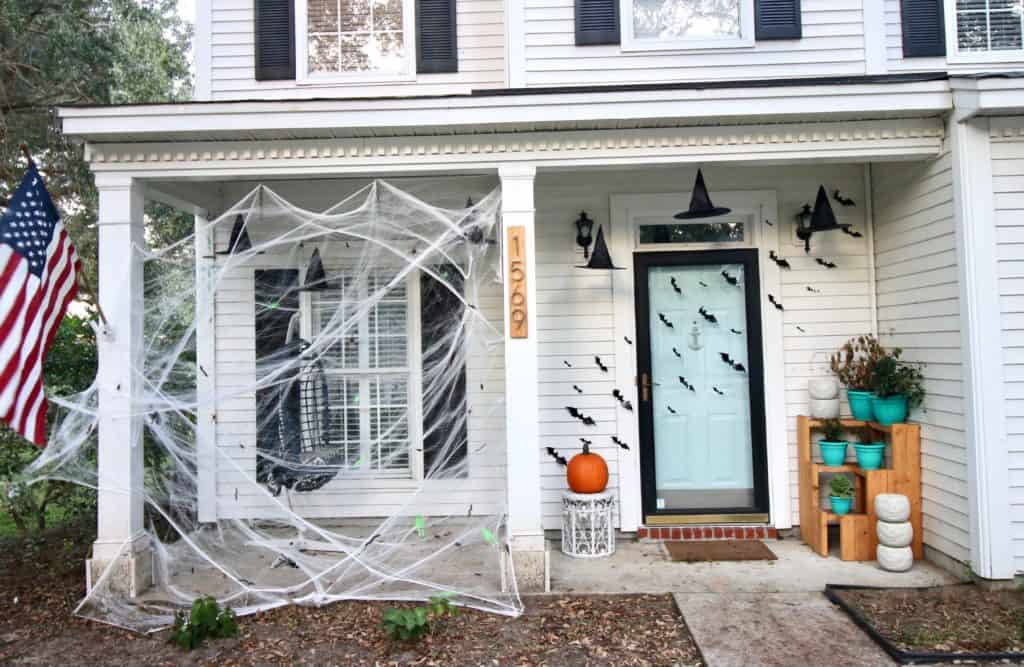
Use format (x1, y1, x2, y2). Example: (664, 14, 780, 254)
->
(820, 418, 844, 442)
(169, 597, 238, 651)
(830, 335, 887, 391)
(830, 474, 854, 499)
(382, 594, 458, 642)
(872, 356, 926, 408)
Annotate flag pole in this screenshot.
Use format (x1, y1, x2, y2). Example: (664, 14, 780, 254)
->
(19, 144, 110, 330)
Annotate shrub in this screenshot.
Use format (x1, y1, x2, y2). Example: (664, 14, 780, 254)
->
(830, 475, 854, 499)
(820, 417, 844, 442)
(830, 335, 887, 391)
(872, 356, 926, 408)
(382, 594, 458, 642)
(169, 597, 238, 651)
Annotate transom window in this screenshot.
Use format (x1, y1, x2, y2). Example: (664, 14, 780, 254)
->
(622, 0, 754, 50)
(300, 0, 413, 80)
(955, 0, 1024, 53)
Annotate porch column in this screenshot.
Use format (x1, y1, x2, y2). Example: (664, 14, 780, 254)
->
(194, 212, 217, 523)
(499, 164, 548, 592)
(88, 173, 151, 596)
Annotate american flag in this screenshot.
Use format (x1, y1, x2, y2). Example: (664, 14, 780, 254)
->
(0, 162, 80, 446)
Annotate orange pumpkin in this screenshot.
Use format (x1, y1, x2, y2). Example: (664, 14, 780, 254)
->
(566, 444, 609, 494)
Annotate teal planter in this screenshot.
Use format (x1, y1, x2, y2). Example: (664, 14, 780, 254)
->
(854, 442, 886, 470)
(830, 496, 853, 516)
(872, 394, 908, 426)
(819, 440, 848, 466)
(847, 390, 875, 421)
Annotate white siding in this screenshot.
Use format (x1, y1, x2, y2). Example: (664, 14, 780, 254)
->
(991, 121, 1024, 573)
(521, 0, 866, 88)
(208, 0, 505, 101)
(534, 164, 873, 529)
(872, 152, 969, 565)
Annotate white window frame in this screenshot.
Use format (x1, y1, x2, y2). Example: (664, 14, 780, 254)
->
(619, 0, 755, 51)
(945, 0, 1024, 64)
(295, 0, 417, 85)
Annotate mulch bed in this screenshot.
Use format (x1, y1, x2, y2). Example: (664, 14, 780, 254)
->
(0, 525, 704, 666)
(829, 584, 1024, 662)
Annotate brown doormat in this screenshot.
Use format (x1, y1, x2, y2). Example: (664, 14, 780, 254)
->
(664, 540, 777, 562)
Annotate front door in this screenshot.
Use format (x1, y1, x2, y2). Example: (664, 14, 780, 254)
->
(635, 249, 769, 521)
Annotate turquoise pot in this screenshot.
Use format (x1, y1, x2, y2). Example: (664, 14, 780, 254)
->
(872, 394, 908, 426)
(854, 442, 886, 470)
(847, 390, 875, 421)
(818, 440, 848, 466)
(830, 496, 853, 516)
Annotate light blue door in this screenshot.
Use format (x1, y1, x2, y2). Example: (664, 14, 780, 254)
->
(637, 252, 766, 515)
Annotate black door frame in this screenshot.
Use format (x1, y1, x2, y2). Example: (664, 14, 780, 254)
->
(633, 249, 770, 520)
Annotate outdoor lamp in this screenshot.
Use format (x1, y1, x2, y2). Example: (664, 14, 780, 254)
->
(795, 185, 848, 253)
(575, 211, 594, 259)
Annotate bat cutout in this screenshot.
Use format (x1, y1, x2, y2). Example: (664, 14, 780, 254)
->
(764, 219, 774, 226)
(480, 384, 484, 390)
(721, 270, 739, 286)
(612, 436, 629, 450)
(624, 336, 633, 345)
(796, 326, 806, 333)
(566, 406, 598, 426)
(713, 387, 725, 396)
(545, 447, 568, 467)
(580, 437, 593, 446)
(622, 401, 633, 411)
(730, 328, 743, 335)
(733, 363, 746, 373)
(670, 277, 682, 294)
(573, 385, 584, 393)
(612, 389, 624, 402)
(720, 352, 734, 365)
(769, 251, 792, 270)
(563, 360, 573, 368)
(672, 347, 682, 358)
(806, 286, 821, 294)
(842, 227, 863, 238)
(720, 352, 747, 373)
(699, 281, 709, 288)
(816, 258, 837, 269)
(833, 190, 856, 207)
(768, 294, 785, 311)
(595, 356, 609, 372)
(678, 376, 696, 392)
(658, 313, 675, 329)
(698, 307, 719, 325)
(667, 405, 677, 414)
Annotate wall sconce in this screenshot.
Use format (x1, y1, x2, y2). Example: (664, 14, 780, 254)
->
(794, 185, 848, 253)
(575, 211, 595, 259)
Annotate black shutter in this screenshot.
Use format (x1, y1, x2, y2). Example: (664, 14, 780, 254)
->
(417, 0, 458, 73)
(254, 0, 294, 80)
(755, 0, 802, 40)
(576, 0, 619, 45)
(901, 0, 946, 57)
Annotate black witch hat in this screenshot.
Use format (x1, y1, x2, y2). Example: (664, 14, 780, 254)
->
(577, 226, 624, 270)
(298, 248, 334, 291)
(216, 214, 254, 255)
(674, 169, 731, 220)
(809, 185, 848, 232)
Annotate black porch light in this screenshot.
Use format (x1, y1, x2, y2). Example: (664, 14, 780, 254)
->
(674, 169, 731, 220)
(577, 225, 624, 270)
(216, 214, 254, 255)
(575, 211, 595, 259)
(795, 185, 849, 253)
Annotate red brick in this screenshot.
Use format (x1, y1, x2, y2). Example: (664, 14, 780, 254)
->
(654, 528, 664, 539)
(703, 527, 713, 538)
(744, 527, 756, 539)
(724, 527, 734, 538)
(671, 528, 681, 540)
(638, 528, 647, 539)
(713, 527, 724, 538)
(767, 528, 778, 539)
(755, 527, 765, 538)
(682, 527, 693, 540)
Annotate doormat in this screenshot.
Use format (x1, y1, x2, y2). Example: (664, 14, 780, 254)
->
(664, 540, 777, 562)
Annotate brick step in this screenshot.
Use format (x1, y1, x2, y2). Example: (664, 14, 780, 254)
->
(638, 525, 778, 541)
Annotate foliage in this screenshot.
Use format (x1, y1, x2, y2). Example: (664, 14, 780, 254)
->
(872, 355, 926, 408)
(382, 594, 458, 642)
(819, 417, 844, 442)
(169, 596, 239, 651)
(830, 335, 888, 391)
(829, 474, 854, 499)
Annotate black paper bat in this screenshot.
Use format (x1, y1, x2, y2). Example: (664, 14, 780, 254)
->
(833, 190, 856, 207)
(545, 447, 568, 467)
(672, 347, 682, 358)
(720, 352, 734, 365)
(670, 277, 682, 294)
(733, 363, 746, 372)
(699, 281, 709, 288)
(612, 389, 624, 402)
(624, 336, 633, 345)
(563, 360, 573, 367)
(581, 416, 596, 425)
(667, 405, 677, 414)
(573, 385, 583, 393)
(567, 406, 583, 419)
(612, 436, 629, 450)
(816, 258, 837, 269)
(698, 307, 718, 325)
(580, 437, 592, 446)
(622, 401, 633, 411)
(721, 270, 739, 286)
(806, 286, 821, 293)
(480, 384, 484, 390)
(842, 227, 863, 238)
(659, 313, 674, 329)
(768, 294, 784, 311)
(678, 376, 695, 392)
(730, 328, 743, 335)
(769, 251, 792, 270)
(764, 219, 774, 226)
(595, 356, 608, 372)
(796, 326, 806, 333)
(713, 387, 724, 396)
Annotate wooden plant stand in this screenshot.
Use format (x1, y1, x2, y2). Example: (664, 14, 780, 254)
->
(798, 416, 922, 561)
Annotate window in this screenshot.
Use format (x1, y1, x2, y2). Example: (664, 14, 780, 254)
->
(299, 0, 414, 81)
(638, 221, 745, 244)
(954, 0, 1024, 53)
(621, 0, 755, 50)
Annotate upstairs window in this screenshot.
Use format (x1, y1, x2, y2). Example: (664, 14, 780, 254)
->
(954, 0, 1024, 54)
(298, 0, 414, 81)
(622, 0, 755, 50)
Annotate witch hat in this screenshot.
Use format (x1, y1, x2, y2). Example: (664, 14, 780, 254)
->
(577, 226, 624, 270)
(809, 185, 848, 232)
(298, 248, 333, 291)
(674, 169, 731, 220)
(216, 214, 254, 254)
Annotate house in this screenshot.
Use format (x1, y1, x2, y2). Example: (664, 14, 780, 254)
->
(57, 0, 1024, 599)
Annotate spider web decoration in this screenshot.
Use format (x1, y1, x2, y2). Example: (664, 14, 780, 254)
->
(21, 180, 520, 631)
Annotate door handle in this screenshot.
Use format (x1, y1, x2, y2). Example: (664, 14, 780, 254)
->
(640, 372, 651, 402)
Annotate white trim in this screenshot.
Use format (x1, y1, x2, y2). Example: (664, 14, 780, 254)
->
(506, 0, 527, 88)
(619, 0, 755, 51)
(864, 164, 879, 337)
(195, 213, 217, 522)
(193, 0, 212, 101)
(862, 0, 888, 75)
(610, 190, 787, 530)
(407, 268, 425, 481)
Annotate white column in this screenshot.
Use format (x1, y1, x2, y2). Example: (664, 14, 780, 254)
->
(194, 213, 218, 522)
(89, 173, 151, 596)
(499, 164, 548, 591)
(949, 114, 1014, 580)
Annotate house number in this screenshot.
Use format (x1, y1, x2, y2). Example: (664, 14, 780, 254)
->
(507, 225, 528, 339)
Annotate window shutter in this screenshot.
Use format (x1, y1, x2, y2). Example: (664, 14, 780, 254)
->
(755, 0, 802, 40)
(575, 0, 619, 45)
(901, 0, 946, 57)
(417, 0, 458, 73)
(254, 0, 295, 80)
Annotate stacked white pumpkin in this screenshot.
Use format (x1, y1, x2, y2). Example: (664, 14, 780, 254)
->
(874, 493, 913, 572)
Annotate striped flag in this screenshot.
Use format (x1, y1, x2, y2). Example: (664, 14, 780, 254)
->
(0, 161, 80, 446)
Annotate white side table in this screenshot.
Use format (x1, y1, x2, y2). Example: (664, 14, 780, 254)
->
(561, 490, 616, 558)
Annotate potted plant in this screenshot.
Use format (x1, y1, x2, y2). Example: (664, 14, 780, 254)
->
(870, 355, 925, 426)
(818, 417, 848, 466)
(853, 439, 885, 470)
(830, 335, 886, 421)
(829, 474, 855, 515)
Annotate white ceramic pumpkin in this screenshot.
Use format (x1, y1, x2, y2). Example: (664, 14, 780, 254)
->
(808, 377, 840, 400)
(808, 397, 840, 419)
(876, 544, 913, 572)
(876, 520, 913, 548)
(874, 493, 911, 523)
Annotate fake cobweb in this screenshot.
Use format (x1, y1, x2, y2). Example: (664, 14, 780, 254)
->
(27, 180, 520, 631)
